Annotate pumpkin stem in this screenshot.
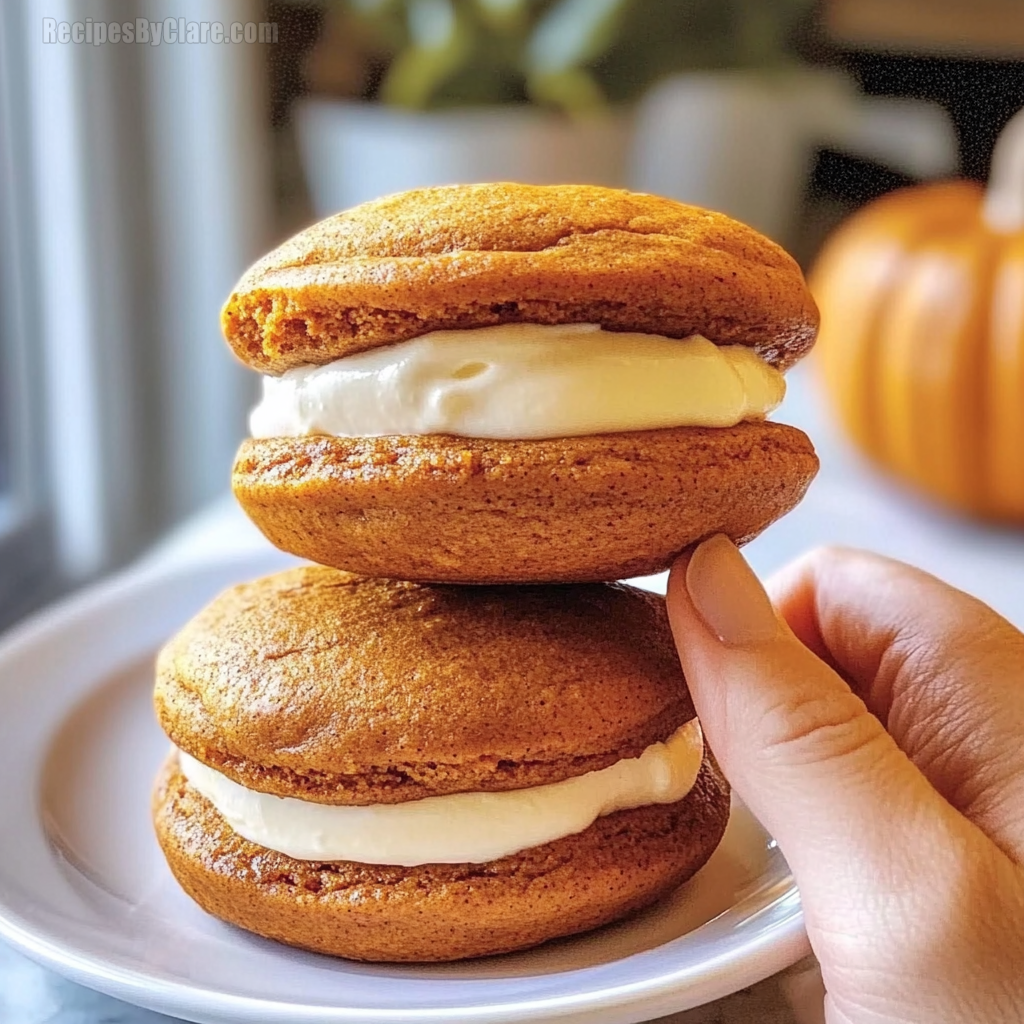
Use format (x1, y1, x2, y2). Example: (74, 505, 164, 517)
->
(983, 106, 1024, 233)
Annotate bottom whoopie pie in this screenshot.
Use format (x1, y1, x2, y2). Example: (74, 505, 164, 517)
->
(152, 566, 730, 962)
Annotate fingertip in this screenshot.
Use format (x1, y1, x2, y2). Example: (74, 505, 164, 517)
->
(667, 545, 695, 592)
(666, 542, 700, 627)
(685, 535, 780, 646)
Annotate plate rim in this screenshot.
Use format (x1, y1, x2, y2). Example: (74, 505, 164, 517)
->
(0, 554, 810, 1024)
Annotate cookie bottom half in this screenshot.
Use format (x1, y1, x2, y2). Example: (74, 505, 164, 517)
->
(153, 752, 730, 962)
(232, 423, 818, 584)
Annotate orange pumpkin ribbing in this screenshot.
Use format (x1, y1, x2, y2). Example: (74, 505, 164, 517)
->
(988, 236, 1024, 518)
(811, 179, 1024, 523)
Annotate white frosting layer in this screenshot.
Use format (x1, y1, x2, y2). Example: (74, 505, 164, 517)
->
(178, 719, 704, 866)
(249, 323, 784, 440)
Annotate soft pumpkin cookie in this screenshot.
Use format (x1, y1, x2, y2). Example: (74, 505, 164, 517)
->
(222, 183, 819, 374)
(232, 423, 817, 585)
(152, 566, 730, 961)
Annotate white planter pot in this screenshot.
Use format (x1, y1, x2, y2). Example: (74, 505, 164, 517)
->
(296, 99, 630, 216)
(630, 72, 820, 245)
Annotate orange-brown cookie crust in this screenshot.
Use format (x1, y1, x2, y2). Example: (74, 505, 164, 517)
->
(155, 568, 695, 805)
(222, 184, 818, 375)
(153, 752, 730, 962)
(232, 422, 818, 585)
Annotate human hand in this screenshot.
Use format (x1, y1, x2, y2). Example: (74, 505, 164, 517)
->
(666, 537, 1024, 1024)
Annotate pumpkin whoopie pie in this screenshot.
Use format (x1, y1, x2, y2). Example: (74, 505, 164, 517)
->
(225, 183, 819, 584)
(152, 566, 730, 962)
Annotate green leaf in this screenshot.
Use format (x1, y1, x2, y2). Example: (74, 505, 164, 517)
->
(527, 67, 605, 112)
(380, 3, 475, 107)
(527, 0, 633, 74)
(350, 0, 397, 13)
(469, 0, 529, 45)
(408, 0, 458, 47)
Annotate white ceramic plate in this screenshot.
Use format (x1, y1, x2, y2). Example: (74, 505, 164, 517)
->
(0, 555, 809, 1024)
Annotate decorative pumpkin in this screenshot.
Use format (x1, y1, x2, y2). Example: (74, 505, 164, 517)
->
(810, 107, 1024, 522)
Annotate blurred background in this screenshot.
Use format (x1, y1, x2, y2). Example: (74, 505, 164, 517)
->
(1, 0, 1023, 629)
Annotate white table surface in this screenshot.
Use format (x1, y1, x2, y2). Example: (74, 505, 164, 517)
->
(2, 364, 1022, 1023)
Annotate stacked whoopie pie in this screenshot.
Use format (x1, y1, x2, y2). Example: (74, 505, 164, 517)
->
(152, 184, 819, 962)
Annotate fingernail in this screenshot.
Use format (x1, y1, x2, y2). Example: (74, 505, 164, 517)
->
(686, 535, 779, 645)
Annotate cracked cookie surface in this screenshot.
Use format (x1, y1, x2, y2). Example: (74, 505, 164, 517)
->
(155, 566, 695, 804)
(222, 183, 819, 374)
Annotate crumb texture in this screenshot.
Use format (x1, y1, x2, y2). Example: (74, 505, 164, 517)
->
(152, 753, 730, 962)
(155, 567, 696, 803)
(221, 183, 818, 374)
(232, 422, 818, 585)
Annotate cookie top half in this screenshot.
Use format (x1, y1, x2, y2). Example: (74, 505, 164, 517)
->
(222, 183, 818, 375)
(155, 566, 694, 805)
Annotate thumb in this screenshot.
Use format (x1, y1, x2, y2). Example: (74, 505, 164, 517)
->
(666, 535, 959, 906)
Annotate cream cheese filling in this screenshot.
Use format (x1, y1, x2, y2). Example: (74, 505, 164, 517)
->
(177, 719, 704, 866)
(248, 323, 784, 441)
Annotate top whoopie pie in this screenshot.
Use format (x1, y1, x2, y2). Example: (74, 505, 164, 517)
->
(225, 184, 819, 584)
